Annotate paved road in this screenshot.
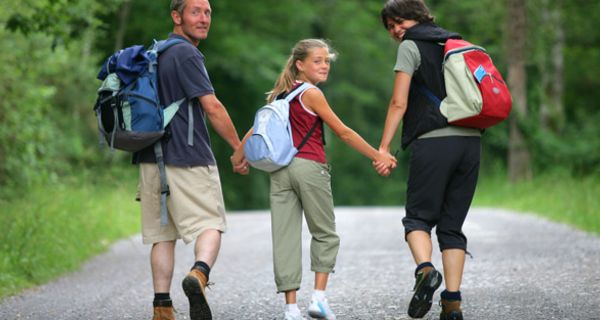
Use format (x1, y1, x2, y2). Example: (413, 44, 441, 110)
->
(1, 208, 599, 320)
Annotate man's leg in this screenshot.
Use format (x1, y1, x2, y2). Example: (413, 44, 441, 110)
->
(194, 229, 221, 267)
(151, 241, 176, 320)
(181, 229, 221, 320)
(151, 241, 176, 292)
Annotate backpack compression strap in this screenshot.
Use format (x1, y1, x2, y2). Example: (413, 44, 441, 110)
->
(153, 142, 170, 226)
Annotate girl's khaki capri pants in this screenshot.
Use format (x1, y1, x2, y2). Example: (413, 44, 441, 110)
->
(269, 157, 340, 292)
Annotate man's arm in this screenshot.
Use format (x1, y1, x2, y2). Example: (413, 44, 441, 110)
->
(198, 93, 242, 150)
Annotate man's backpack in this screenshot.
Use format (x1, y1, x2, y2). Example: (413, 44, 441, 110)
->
(244, 82, 318, 173)
(94, 38, 187, 152)
(94, 38, 189, 226)
(418, 39, 512, 129)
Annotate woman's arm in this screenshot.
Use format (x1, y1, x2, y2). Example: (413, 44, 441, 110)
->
(379, 71, 412, 154)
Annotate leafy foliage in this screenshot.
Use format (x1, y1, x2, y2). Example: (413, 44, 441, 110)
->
(0, 0, 599, 208)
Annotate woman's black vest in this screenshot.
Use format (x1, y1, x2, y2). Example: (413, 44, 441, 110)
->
(400, 23, 461, 149)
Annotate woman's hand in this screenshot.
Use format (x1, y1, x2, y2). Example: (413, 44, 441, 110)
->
(372, 150, 397, 177)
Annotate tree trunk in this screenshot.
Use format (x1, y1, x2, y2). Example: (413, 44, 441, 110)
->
(539, 0, 565, 132)
(506, 0, 532, 182)
(550, 0, 565, 131)
(114, 0, 132, 51)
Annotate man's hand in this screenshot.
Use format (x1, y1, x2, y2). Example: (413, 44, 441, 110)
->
(231, 145, 250, 175)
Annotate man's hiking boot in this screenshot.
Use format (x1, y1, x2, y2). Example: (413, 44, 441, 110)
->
(152, 299, 176, 320)
(408, 266, 442, 318)
(439, 299, 463, 320)
(182, 268, 212, 320)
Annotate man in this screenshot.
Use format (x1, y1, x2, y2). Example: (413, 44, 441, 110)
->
(134, 1, 249, 319)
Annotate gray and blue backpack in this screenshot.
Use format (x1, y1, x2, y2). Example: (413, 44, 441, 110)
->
(95, 38, 186, 152)
(94, 38, 190, 226)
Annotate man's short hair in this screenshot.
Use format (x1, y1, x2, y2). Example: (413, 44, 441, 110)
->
(170, 0, 187, 15)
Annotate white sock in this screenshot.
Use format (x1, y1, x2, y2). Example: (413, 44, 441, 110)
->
(286, 303, 301, 314)
(312, 290, 326, 301)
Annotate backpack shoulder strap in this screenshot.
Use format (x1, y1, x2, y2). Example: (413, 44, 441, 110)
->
(414, 82, 442, 107)
(297, 116, 321, 151)
(284, 82, 316, 102)
(149, 38, 187, 55)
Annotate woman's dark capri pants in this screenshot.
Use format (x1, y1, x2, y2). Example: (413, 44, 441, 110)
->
(403, 135, 480, 251)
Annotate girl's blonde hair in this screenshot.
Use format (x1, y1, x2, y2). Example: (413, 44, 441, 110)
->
(266, 39, 336, 103)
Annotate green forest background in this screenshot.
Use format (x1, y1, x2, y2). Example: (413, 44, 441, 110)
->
(1, 0, 599, 297)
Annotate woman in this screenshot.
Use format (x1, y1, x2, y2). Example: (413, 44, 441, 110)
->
(233, 39, 396, 320)
(375, 1, 481, 319)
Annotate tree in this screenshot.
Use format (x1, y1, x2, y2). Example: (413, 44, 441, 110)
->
(536, 0, 565, 132)
(506, 0, 532, 182)
(0, 0, 126, 189)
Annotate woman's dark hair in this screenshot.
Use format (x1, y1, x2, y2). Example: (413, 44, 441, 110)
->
(380, 0, 434, 29)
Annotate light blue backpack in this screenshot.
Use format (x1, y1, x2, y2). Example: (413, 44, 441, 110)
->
(244, 82, 319, 172)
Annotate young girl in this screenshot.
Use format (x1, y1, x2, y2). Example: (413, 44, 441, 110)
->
(374, 1, 482, 319)
(232, 39, 396, 320)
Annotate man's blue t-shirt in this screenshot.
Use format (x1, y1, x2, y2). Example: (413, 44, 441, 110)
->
(133, 34, 216, 166)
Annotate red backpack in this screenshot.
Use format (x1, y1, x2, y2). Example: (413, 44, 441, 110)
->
(444, 39, 512, 128)
(419, 39, 512, 129)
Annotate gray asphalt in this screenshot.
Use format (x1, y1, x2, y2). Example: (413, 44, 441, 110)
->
(1, 208, 599, 320)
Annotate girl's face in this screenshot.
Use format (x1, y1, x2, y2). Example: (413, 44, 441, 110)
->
(296, 47, 331, 85)
(385, 18, 418, 41)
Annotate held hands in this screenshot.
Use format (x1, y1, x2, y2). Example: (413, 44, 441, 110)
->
(230, 145, 250, 175)
(372, 148, 397, 177)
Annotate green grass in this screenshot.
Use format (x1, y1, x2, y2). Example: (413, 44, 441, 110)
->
(473, 171, 600, 236)
(0, 166, 140, 298)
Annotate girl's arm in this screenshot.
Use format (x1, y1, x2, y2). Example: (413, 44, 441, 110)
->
(301, 88, 396, 170)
